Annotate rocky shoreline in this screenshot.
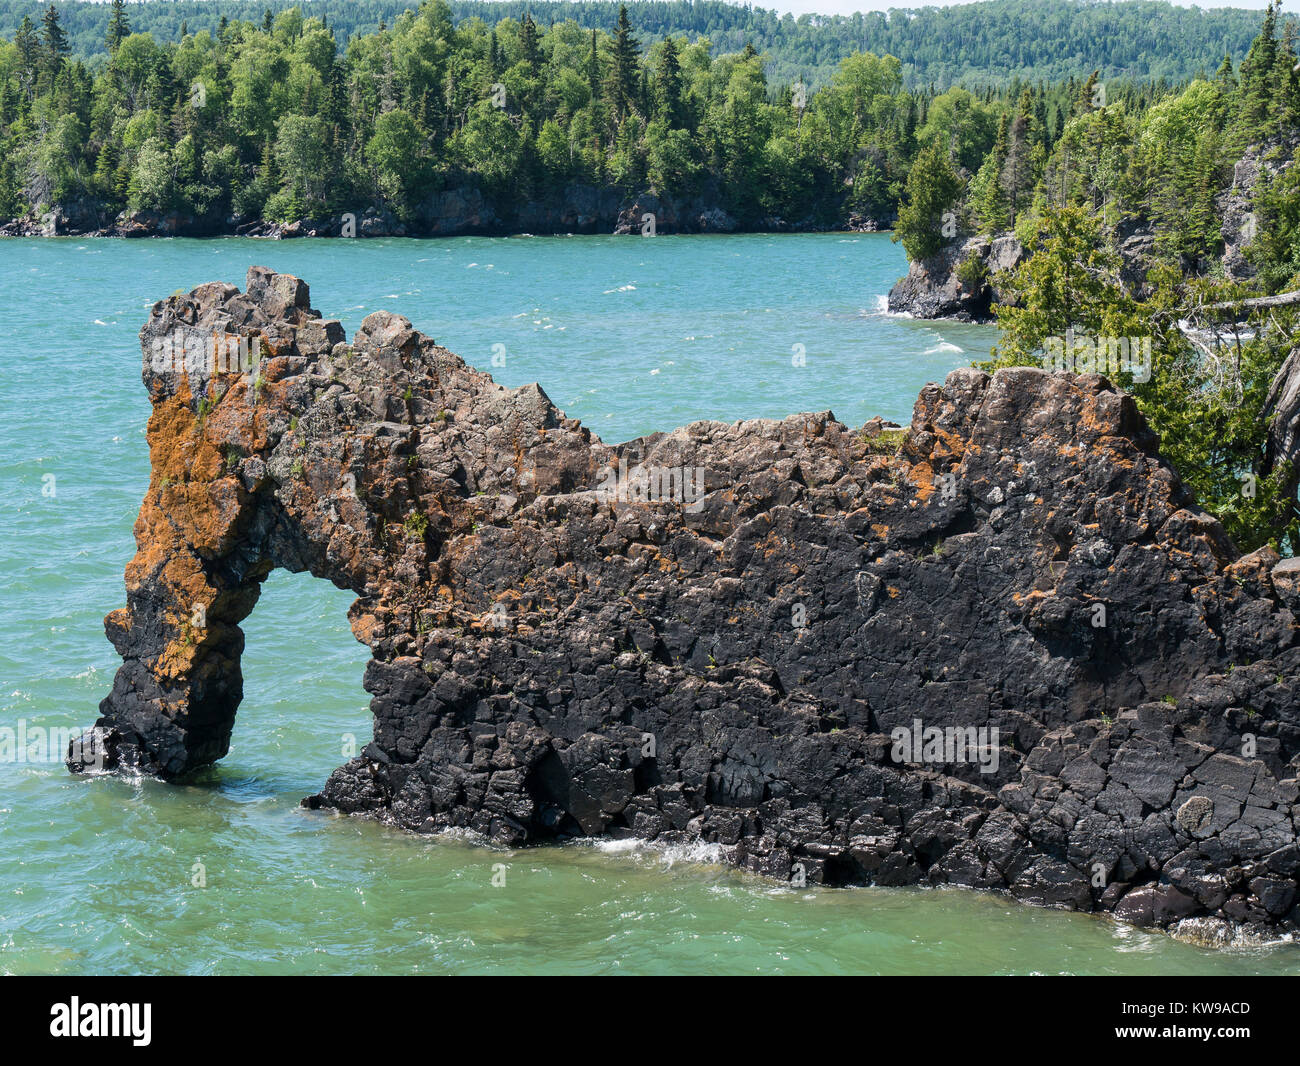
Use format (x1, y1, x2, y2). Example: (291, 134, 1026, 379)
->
(0, 184, 891, 241)
(72, 268, 1300, 942)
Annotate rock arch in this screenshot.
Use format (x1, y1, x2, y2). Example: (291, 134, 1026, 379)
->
(73, 268, 1300, 935)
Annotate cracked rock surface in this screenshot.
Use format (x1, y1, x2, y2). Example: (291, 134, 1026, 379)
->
(74, 268, 1300, 937)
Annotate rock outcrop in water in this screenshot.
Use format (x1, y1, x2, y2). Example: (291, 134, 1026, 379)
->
(886, 221, 1159, 321)
(74, 268, 1300, 939)
(886, 234, 1024, 320)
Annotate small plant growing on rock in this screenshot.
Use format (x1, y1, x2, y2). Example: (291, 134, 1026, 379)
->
(956, 250, 989, 292)
(403, 512, 429, 539)
(863, 428, 907, 455)
(291, 458, 305, 479)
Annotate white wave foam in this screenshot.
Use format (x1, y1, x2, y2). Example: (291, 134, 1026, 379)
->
(865, 294, 912, 319)
(586, 835, 731, 869)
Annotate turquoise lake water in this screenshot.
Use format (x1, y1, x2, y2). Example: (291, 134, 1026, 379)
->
(2, 232, 1297, 974)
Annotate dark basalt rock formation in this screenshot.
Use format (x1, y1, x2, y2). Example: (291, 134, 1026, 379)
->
(887, 234, 1024, 321)
(73, 268, 1300, 939)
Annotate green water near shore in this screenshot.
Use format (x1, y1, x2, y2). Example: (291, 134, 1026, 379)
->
(2, 233, 1296, 974)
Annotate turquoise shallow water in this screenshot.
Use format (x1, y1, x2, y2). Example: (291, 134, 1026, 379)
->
(2, 233, 1297, 975)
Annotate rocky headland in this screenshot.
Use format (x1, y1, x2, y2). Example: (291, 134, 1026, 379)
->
(72, 268, 1300, 942)
(889, 136, 1298, 322)
(886, 233, 1026, 321)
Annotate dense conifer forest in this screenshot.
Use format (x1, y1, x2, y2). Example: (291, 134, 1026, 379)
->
(0, 0, 1270, 86)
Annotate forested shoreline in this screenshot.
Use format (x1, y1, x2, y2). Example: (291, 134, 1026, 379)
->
(0, 0, 1285, 239)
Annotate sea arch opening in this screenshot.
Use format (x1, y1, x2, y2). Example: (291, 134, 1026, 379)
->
(228, 567, 372, 793)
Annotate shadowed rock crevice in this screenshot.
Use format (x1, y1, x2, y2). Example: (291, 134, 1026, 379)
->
(74, 268, 1300, 940)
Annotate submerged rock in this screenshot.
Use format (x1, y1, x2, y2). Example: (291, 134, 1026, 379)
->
(72, 268, 1300, 936)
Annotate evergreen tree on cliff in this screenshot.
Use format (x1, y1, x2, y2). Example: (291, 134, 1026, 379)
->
(1000, 89, 1038, 227)
(40, 4, 69, 81)
(655, 36, 685, 128)
(608, 6, 639, 119)
(13, 15, 38, 81)
(1238, 0, 1279, 129)
(894, 140, 963, 261)
(971, 112, 1011, 232)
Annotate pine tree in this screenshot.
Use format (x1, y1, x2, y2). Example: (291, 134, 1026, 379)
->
(1273, 19, 1299, 127)
(105, 0, 130, 54)
(14, 15, 39, 78)
(1239, 0, 1278, 126)
(521, 15, 541, 73)
(1033, 93, 1049, 150)
(41, 5, 69, 80)
(894, 140, 963, 261)
(587, 29, 601, 100)
(972, 112, 1010, 232)
(94, 139, 120, 198)
(1001, 89, 1036, 226)
(656, 36, 684, 127)
(607, 6, 640, 119)
(1216, 53, 1236, 87)
(1075, 70, 1100, 116)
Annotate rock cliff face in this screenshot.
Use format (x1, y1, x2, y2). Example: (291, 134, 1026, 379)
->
(1, 182, 847, 240)
(1219, 135, 1298, 282)
(886, 221, 1162, 321)
(73, 268, 1300, 939)
(887, 234, 1024, 320)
